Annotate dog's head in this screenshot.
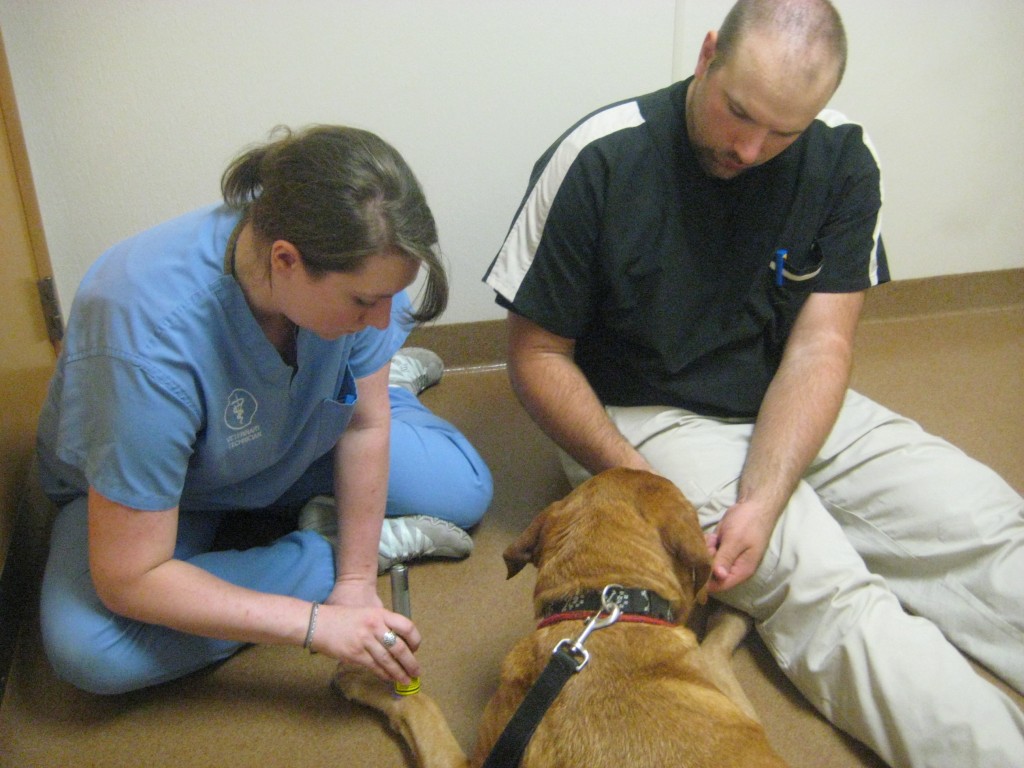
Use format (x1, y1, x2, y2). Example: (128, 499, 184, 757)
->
(503, 468, 712, 620)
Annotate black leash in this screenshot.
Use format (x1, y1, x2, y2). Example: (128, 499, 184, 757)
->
(480, 644, 582, 768)
(481, 585, 624, 768)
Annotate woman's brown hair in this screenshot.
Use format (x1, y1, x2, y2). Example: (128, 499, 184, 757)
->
(221, 125, 447, 323)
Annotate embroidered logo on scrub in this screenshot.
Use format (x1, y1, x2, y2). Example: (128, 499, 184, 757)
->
(224, 388, 262, 449)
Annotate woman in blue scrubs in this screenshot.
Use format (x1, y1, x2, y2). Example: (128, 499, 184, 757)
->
(36, 125, 491, 694)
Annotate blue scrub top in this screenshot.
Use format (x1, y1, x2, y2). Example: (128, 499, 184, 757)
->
(37, 204, 411, 512)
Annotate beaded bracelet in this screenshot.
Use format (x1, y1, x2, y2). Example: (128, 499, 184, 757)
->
(303, 601, 321, 654)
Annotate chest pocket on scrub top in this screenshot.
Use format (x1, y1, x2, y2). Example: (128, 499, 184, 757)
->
(313, 365, 359, 458)
(767, 241, 825, 337)
(769, 242, 824, 288)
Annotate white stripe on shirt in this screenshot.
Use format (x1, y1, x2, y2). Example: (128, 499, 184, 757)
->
(486, 101, 647, 302)
(817, 108, 886, 287)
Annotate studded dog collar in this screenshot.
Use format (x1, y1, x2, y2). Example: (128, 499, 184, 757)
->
(539, 586, 676, 627)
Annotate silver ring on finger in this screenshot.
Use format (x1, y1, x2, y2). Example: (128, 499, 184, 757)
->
(380, 630, 398, 649)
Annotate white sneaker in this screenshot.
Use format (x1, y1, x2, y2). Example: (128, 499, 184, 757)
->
(298, 496, 473, 575)
(378, 515, 473, 574)
(297, 495, 337, 540)
(389, 348, 443, 395)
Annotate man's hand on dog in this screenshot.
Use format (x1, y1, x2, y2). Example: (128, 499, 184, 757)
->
(705, 499, 776, 593)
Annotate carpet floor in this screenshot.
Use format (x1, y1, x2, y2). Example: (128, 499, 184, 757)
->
(1, 282, 1020, 767)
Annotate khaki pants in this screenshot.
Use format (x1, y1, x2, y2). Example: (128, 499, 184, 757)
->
(561, 390, 1024, 768)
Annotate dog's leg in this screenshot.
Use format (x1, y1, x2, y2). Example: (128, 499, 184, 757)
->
(333, 665, 470, 768)
(702, 601, 753, 654)
(698, 602, 761, 723)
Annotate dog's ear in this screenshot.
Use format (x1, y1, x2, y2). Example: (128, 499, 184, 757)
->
(503, 507, 550, 579)
(662, 515, 713, 603)
(651, 487, 713, 602)
(692, 564, 712, 605)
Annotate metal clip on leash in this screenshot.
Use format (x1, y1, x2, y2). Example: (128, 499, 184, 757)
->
(552, 583, 623, 672)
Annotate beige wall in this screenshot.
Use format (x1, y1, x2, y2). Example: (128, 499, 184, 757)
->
(1, 0, 1022, 326)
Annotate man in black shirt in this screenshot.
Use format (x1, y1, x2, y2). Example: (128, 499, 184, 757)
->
(485, 1, 1023, 765)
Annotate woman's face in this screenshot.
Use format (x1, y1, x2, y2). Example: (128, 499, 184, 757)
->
(281, 248, 420, 339)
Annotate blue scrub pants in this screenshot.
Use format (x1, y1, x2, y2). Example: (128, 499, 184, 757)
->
(39, 388, 492, 694)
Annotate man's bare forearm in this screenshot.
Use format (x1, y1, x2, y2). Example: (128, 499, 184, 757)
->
(738, 291, 864, 519)
(507, 312, 652, 476)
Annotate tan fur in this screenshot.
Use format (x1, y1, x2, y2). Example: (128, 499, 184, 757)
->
(335, 468, 788, 767)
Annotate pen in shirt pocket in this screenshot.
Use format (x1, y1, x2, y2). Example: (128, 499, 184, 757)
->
(774, 249, 787, 287)
(771, 247, 823, 286)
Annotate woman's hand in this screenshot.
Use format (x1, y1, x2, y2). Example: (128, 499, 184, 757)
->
(310, 602, 422, 684)
(328, 577, 383, 611)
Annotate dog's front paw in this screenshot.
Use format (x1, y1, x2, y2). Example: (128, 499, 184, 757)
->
(332, 663, 398, 713)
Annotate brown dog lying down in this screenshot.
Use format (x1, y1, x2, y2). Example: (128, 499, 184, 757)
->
(336, 467, 788, 768)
